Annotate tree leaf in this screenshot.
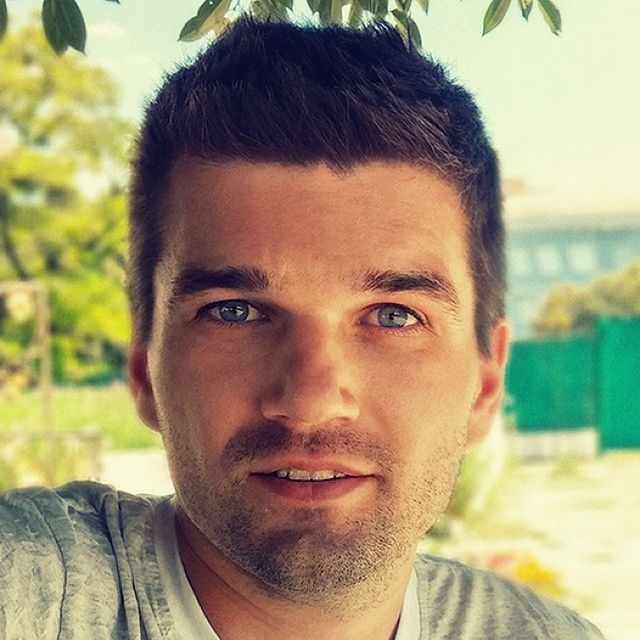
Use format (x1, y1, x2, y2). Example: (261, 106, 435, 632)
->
(330, 0, 342, 23)
(179, 0, 221, 41)
(42, 0, 87, 54)
(482, 0, 511, 36)
(249, 0, 293, 22)
(391, 8, 407, 29)
(518, 0, 533, 19)
(537, 0, 561, 34)
(179, 0, 231, 42)
(252, 0, 291, 18)
(407, 16, 422, 48)
(354, 0, 372, 12)
(347, 0, 363, 26)
(306, 0, 321, 12)
(373, 0, 388, 19)
(0, 0, 8, 41)
(415, 0, 429, 16)
(317, 0, 328, 21)
(391, 9, 422, 49)
(178, 15, 203, 42)
(317, 0, 333, 23)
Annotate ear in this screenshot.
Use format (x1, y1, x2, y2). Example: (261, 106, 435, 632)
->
(128, 330, 161, 433)
(465, 319, 510, 451)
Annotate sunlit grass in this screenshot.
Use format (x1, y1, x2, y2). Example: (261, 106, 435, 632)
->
(0, 385, 161, 450)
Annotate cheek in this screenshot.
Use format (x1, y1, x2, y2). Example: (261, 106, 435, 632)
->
(151, 340, 266, 455)
(365, 349, 478, 432)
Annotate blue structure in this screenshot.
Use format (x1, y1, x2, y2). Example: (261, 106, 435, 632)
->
(506, 214, 640, 339)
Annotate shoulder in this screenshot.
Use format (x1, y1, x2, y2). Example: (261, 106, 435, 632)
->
(0, 482, 171, 638)
(414, 553, 605, 639)
(0, 480, 167, 542)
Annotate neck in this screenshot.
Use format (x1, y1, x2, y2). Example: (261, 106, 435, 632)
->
(174, 509, 416, 640)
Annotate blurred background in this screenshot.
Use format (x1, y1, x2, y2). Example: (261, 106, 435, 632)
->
(0, 1, 638, 639)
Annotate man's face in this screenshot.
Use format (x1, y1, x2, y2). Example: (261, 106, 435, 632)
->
(131, 159, 507, 598)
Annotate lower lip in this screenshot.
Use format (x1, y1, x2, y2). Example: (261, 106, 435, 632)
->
(250, 474, 373, 503)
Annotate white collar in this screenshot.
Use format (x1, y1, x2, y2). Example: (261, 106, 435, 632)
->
(154, 499, 220, 638)
(395, 567, 421, 640)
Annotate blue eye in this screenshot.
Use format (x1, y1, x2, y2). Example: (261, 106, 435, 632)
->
(200, 300, 265, 324)
(365, 304, 420, 329)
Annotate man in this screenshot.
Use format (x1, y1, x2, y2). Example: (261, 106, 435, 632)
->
(0, 17, 603, 640)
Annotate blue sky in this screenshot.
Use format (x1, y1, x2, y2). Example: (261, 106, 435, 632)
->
(8, 0, 640, 218)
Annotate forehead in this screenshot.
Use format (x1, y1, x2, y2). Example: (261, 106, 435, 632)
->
(155, 159, 474, 322)
(160, 159, 471, 297)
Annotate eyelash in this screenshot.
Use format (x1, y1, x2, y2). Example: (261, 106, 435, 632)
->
(194, 300, 428, 333)
(195, 300, 269, 327)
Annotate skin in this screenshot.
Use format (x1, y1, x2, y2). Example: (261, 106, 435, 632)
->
(129, 159, 509, 640)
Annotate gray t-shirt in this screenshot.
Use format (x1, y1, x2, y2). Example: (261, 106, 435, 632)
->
(0, 482, 604, 639)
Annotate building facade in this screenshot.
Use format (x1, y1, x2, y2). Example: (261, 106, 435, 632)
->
(506, 214, 640, 339)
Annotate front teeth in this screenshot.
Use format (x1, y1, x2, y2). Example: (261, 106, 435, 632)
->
(275, 469, 347, 481)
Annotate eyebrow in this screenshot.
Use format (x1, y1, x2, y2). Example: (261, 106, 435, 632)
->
(361, 269, 460, 315)
(170, 266, 270, 304)
(170, 264, 460, 315)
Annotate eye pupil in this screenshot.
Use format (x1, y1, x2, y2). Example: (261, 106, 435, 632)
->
(219, 301, 249, 322)
(378, 306, 409, 328)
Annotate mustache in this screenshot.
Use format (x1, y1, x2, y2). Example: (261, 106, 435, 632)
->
(220, 420, 395, 471)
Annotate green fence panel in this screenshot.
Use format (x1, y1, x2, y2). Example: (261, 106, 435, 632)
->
(506, 336, 598, 432)
(598, 317, 640, 450)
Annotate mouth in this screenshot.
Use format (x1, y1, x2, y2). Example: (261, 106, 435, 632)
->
(250, 464, 373, 503)
(271, 469, 348, 481)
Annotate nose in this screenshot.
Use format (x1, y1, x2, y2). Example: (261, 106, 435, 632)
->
(260, 321, 360, 428)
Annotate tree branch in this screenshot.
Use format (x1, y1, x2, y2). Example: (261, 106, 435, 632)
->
(0, 191, 30, 280)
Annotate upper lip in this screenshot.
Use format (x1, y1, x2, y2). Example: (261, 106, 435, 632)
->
(250, 457, 374, 477)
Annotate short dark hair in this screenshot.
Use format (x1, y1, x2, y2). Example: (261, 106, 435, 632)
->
(129, 17, 505, 354)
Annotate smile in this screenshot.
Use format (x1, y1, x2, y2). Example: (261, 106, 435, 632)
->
(250, 459, 374, 502)
(273, 469, 348, 481)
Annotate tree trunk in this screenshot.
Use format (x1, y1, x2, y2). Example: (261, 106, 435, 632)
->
(0, 191, 30, 280)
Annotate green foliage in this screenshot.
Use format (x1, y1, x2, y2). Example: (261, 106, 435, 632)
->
(519, 0, 533, 20)
(0, 385, 162, 450)
(391, 5, 422, 49)
(483, 0, 512, 36)
(0, 0, 7, 40)
(0, 22, 132, 384)
(447, 435, 503, 521)
(534, 261, 640, 335)
(537, 0, 561, 35)
(483, 0, 561, 35)
(176, 0, 562, 47)
(0, 430, 101, 490)
(0, 0, 563, 54)
(179, 0, 233, 41)
(415, 0, 429, 15)
(0, 300, 37, 394)
(42, 0, 86, 54)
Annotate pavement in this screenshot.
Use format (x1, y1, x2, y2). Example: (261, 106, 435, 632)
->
(491, 453, 640, 640)
(98, 449, 640, 640)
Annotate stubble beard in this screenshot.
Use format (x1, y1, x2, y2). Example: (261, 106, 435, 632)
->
(169, 420, 463, 609)
(185, 477, 410, 607)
